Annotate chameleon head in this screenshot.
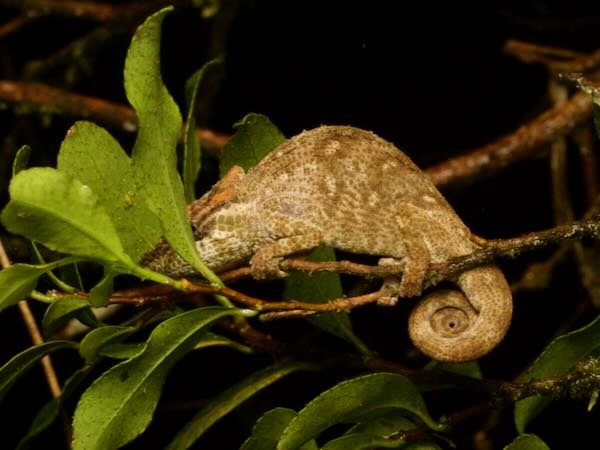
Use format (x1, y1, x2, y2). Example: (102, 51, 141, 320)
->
(194, 201, 267, 270)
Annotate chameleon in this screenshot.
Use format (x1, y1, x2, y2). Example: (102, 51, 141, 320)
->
(143, 125, 513, 362)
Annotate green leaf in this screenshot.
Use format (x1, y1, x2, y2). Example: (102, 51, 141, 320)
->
(321, 433, 406, 450)
(88, 269, 115, 308)
(1, 167, 136, 270)
(12, 145, 31, 175)
(0, 259, 76, 313)
(277, 373, 443, 450)
(16, 399, 60, 450)
(323, 434, 440, 450)
(167, 361, 317, 450)
(346, 411, 418, 435)
(42, 295, 91, 339)
(504, 433, 550, 450)
(72, 306, 247, 450)
(57, 121, 162, 261)
(241, 408, 318, 450)
(30, 241, 79, 292)
(242, 408, 296, 450)
(283, 246, 369, 354)
(219, 113, 285, 176)
(514, 314, 600, 432)
(183, 58, 221, 202)
(16, 367, 90, 450)
(124, 7, 213, 281)
(99, 343, 146, 360)
(194, 331, 254, 354)
(0, 340, 78, 402)
(424, 360, 482, 382)
(322, 412, 440, 450)
(79, 326, 137, 364)
(57, 263, 84, 291)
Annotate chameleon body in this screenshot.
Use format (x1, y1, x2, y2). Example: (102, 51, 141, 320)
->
(144, 126, 512, 362)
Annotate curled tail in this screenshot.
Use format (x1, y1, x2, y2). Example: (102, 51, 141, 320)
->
(408, 265, 512, 362)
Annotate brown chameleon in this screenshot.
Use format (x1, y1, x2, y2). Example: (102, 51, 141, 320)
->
(144, 126, 512, 362)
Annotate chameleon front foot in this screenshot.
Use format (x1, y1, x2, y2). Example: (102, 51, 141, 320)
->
(377, 257, 425, 306)
(249, 254, 287, 279)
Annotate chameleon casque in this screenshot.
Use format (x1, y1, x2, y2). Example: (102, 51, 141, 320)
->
(144, 125, 513, 362)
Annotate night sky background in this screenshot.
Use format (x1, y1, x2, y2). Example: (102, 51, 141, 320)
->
(2, 1, 600, 448)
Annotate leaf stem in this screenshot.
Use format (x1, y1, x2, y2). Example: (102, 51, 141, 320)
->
(130, 264, 235, 308)
(31, 243, 77, 293)
(29, 290, 60, 303)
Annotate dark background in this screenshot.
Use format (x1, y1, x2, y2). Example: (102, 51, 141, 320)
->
(1, 1, 600, 448)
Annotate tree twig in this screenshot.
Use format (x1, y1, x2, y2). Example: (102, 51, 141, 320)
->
(0, 239, 62, 400)
(217, 217, 600, 286)
(23, 24, 132, 81)
(11, 0, 192, 22)
(0, 80, 230, 152)
(425, 91, 592, 189)
(0, 14, 35, 38)
(504, 39, 600, 74)
(108, 218, 600, 317)
(399, 357, 600, 445)
(0, 71, 594, 189)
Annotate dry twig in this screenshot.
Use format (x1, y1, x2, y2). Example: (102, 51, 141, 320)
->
(505, 39, 600, 73)
(0, 239, 62, 399)
(0, 80, 230, 152)
(425, 91, 592, 189)
(103, 218, 600, 319)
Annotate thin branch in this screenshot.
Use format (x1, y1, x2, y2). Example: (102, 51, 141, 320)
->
(399, 357, 600, 445)
(511, 244, 570, 292)
(512, 192, 600, 293)
(504, 39, 600, 74)
(441, 218, 600, 282)
(497, 357, 600, 403)
(0, 79, 137, 129)
(574, 125, 600, 209)
(12, 0, 193, 22)
(16, 0, 137, 21)
(0, 239, 62, 400)
(23, 24, 131, 81)
(425, 90, 592, 189)
(282, 258, 402, 279)
(548, 79, 571, 224)
(0, 14, 35, 38)
(0, 80, 229, 152)
(562, 72, 600, 100)
(217, 218, 600, 288)
(108, 218, 600, 318)
(504, 39, 584, 62)
(0, 74, 593, 188)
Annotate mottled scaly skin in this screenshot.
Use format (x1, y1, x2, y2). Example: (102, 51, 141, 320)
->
(144, 126, 512, 362)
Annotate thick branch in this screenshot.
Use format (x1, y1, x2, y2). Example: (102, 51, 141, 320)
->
(425, 91, 592, 189)
(0, 80, 229, 152)
(163, 218, 600, 318)
(0, 74, 594, 188)
(400, 357, 600, 445)
(432, 219, 600, 284)
(0, 239, 62, 400)
(11, 0, 192, 22)
(217, 218, 600, 287)
(505, 39, 600, 74)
